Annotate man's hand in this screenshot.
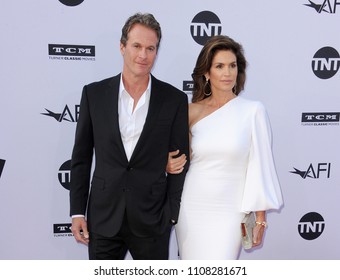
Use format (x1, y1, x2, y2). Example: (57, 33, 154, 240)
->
(71, 217, 89, 245)
(166, 150, 187, 174)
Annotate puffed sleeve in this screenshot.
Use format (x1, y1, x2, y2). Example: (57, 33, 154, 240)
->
(241, 102, 283, 212)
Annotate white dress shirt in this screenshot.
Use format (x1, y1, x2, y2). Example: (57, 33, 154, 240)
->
(118, 75, 151, 161)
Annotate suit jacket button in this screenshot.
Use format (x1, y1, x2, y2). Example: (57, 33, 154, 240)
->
(127, 166, 133, 171)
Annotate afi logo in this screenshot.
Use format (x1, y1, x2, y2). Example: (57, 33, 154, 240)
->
(190, 11, 222, 45)
(312, 47, 340, 79)
(41, 105, 80, 122)
(58, 160, 71, 190)
(290, 163, 331, 179)
(0, 159, 5, 178)
(304, 0, 340, 13)
(298, 212, 325, 240)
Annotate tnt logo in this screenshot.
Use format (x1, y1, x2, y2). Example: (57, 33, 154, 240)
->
(58, 160, 71, 190)
(190, 11, 222, 45)
(298, 212, 325, 240)
(59, 0, 84, 7)
(312, 46, 340, 79)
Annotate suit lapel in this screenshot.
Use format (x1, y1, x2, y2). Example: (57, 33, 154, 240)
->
(107, 74, 129, 164)
(129, 75, 163, 163)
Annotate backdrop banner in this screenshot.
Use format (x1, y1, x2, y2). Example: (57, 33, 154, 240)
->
(0, 0, 339, 260)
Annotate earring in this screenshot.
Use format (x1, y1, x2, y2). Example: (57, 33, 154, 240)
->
(232, 83, 237, 94)
(204, 79, 212, 96)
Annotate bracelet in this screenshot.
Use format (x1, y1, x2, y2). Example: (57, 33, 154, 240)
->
(255, 221, 267, 228)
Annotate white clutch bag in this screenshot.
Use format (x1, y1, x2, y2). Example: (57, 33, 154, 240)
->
(241, 212, 255, 249)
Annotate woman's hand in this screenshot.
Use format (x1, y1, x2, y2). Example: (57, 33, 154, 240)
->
(252, 223, 266, 247)
(166, 150, 187, 174)
(252, 211, 266, 247)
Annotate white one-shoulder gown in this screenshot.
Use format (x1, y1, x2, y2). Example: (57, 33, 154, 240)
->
(175, 96, 283, 260)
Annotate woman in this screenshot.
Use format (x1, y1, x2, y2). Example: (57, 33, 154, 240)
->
(167, 35, 283, 259)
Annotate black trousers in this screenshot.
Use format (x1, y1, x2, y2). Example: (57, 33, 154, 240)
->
(88, 214, 171, 260)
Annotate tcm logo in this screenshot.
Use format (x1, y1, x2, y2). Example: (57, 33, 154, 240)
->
(183, 81, 194, 92)
(190, 11, 222, 45)
(54, 223, 72, 234)
(49, 44, 95, 61)
(298, 212, 325, 240)
(41, 104, 80, 123)
(0, 159, 5, 178)
(58, 160, 71, 190)
(290, 163, 331, 179)
(54, 223, 73, 237)
(59, 0, 84, 6)
(301, 112, 340, 126)
(312, 47, 340, 79)
(304, 0, 340, 13)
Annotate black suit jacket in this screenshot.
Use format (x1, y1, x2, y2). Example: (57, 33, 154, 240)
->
(70, 74, 189, 238)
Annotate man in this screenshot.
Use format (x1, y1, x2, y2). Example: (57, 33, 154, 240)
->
(69, 13, 189, 260)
